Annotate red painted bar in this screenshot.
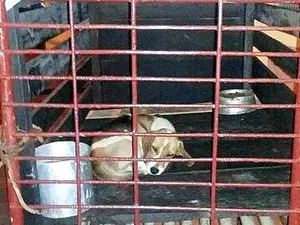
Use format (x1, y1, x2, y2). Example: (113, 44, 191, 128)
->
(130, 0, 141, 222)
(210, 0, 223, 223)
(67, 0, 83, 224)
(3, 22, 300, 32)
(2, 76, 300, 86)
(13, 179, 300, 189)
(13, 131, 299, 138)
(4, 48, 300, 57)
(6, 102, 300, 109)
(14, 156, 295, 164)
(0, 1, 24, 224)
(289, 55, 300, 225)
(10, 204, 298, 215)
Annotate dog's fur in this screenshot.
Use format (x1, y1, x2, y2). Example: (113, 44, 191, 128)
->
(91, 114, 194, 180)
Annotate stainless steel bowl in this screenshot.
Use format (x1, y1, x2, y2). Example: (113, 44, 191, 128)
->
(219, 89, 257, 115)
(35, 141, 94, 218)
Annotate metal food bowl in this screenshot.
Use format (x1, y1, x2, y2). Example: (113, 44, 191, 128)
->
(219, 89, 257, 115)
(35, 141, 94, 219)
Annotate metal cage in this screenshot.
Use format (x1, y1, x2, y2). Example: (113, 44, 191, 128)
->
(0, 0, 300, 225)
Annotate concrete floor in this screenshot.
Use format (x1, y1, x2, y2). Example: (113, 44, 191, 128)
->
(0, 167, 289, 225)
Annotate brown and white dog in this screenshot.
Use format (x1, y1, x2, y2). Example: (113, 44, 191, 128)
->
(91, 114, 194, 181)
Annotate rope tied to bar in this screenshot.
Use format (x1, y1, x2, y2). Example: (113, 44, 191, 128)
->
(0, 124, 44, 215)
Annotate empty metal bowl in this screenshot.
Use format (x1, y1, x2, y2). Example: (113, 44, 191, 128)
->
(35, 141, 94, 218)
(219, 89, 257, 115)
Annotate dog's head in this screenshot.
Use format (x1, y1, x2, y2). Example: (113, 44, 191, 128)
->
(142, 128, 194, 175)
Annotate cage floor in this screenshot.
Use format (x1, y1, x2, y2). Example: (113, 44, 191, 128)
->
(29, 165, 290, 225)
(26, 109, 293, 224)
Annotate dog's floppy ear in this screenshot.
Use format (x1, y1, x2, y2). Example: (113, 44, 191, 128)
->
(177, 141, 194, 167)
(137, 114, 154, 132)
(141, 135, 155, 157)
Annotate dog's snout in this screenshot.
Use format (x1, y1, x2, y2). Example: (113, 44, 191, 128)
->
(150, 167, 159, 175)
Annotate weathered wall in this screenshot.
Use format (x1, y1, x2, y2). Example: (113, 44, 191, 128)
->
(16, 2, 91, 98)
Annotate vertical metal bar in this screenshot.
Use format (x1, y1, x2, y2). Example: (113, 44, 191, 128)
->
(0, 1, 24, 225)
(243, 3, 254, 90)
(211, 0, 223, 224)
(130, 0, 140, 223)
(68, 1, 82, 224)
(289, 59, 300, 225)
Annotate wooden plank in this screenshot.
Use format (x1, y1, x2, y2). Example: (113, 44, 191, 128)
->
(164, 222, 176, 225)
(253, 46, 295, 93)
(280, 216, 287, 225)
(24, 18, 89, 63)
(240, 216, 260, 225)
(31, 55, 90, 112)
(259, 216, 275, 225)
(220, 218, 237, 225)
(199, 218, 210, 225)
(86, 95, 261, 119)
(86, 103, 212, 119)
(254, 20, 299, 51)
(181, 221, 193, 225)
(264, 3, 299, 10)
(44, 30, 71, 50)
(43, 18, 89, 50)
(41, 0, 52, 7)
(270, 216, 284, 225)
(255, 4, 300, 38)
(191, 220, 200, 225)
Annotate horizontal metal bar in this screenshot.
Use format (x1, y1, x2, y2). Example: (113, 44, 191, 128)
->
(218, 133, 298, 138)
(217, 158, 293, 163)
(0, 76, 73, 80)
(79, 104, 299, 109)
(4, 49, 217, 56)
(1, 22, 70, 29)
(217, 183, 294, 188)
(45, 83, 92, 137)
(4, 49, 72, 55)
(31, 80, 69, 116)
(216, 208, 296, 214)
(14, 204, 299, 214)
(223, 51, 300, 58)
(1, 76, 300, 84)
(4, 22, 300, 32)
(8, 103, 215, 108)
(14, 156, 294, 164)
(15, 180, 297, 189)
(14, 131, 299, 138)
(7, 102, 300, 109)
(76, 24, 300, 32)
(20, 204, 212, 211)
(75, 50, 300, 58)
(7, 102, 74, 108)
(15, 131, 213, 138)
(223, 25, 300, 32)
(16, 156, 213, 162)
(4, 49, 300, 57)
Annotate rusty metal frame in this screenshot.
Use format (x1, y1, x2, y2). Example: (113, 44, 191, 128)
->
(0, 0, 300, 225)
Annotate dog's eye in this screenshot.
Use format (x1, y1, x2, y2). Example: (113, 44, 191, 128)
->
(152, 147, 158, 152)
